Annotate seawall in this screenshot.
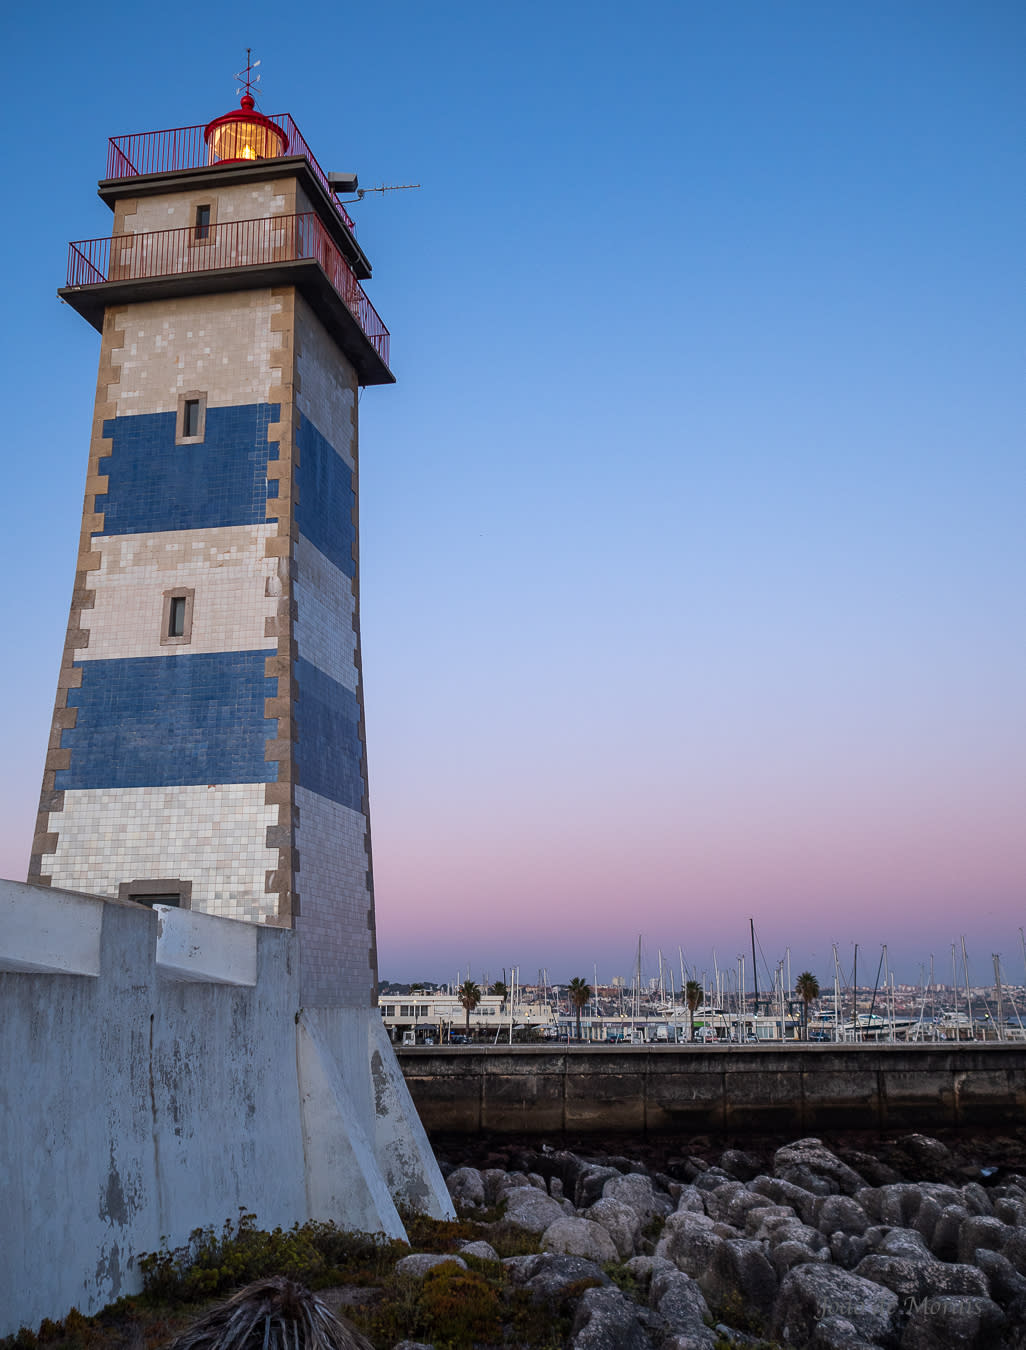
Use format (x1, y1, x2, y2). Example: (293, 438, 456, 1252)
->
(396, 1043, 1026, 1135)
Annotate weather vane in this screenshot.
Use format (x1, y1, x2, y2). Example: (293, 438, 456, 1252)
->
(234, 48, 263, 104)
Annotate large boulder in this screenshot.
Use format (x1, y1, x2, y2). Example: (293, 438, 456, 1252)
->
(750, 1174, 820, 1224)
(771, 1264, 899, 1347)
(395, 1254, 467, 1279)
(649, 1265, 714, 1346)
(854, 1254, 988, 1302)
(770, 1239, 832, 1280)
(993, 1195, 1025, 1226)
(702, 1179, 772, 1228)
(654, 1211, 725, 1280)
(900, 1294, 1005, 1350)
(503, 1186, 568, 1234)
(445, 1166, 485, 1210)
(896, 1134, 952, 1179)
(587, 1196, 642, 1260)
(765, 1217, 829, 1253)
(698, 1238, 778, 1319)
(602, 1172, 674, 1227)
(928, 1205, 969, 1262)
(693, 1168, 733, 1194)
(576, 1166, 624, 1209)
(862, 1184, 927, 1229)
(774, 1139, 866, 1197)
(1001, 1225, 1026, 1275)
(960, 1182, 994, 1218)
(481, 1167, 513, 1205)
(975, 1249, 1026, 1312)
(541, 1217, 619, 1264)
(747, 1205, 800, 1239)
(844, 1150, 904, 1188)
(675, 1185, 707, 1215)
(817, 1194, 870, 1238)
(503, 1253, 610, 1306)
(718, 1148, 763, 1182)
(809, 1318, 887, 1350)
(911, 1194, 944, 1249)
(457, 1239, 499, 1261)
(830, 1232, 871, 1271)
(957, 1214, 1009, 1266)
(570, 1285, 654, 1350)
(875, 1228, 934, 1262)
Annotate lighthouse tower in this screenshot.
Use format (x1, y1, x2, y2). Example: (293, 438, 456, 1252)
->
(30, 83, 392, 1011)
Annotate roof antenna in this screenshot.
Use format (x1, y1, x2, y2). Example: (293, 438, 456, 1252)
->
(337, 182, 422, 204)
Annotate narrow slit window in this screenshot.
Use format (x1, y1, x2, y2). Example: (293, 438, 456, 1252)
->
(168, 595, 187, 638)
(194, 204, 211, 241)
(183, 398, 200, 438)
(161, 587, 194, 645)
(176, 391, 206, 444)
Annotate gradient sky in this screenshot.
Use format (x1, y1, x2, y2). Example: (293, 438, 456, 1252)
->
(2, 1, 1023, 991)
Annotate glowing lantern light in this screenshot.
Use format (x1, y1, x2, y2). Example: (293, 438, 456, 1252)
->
(204, 93, 288, 165)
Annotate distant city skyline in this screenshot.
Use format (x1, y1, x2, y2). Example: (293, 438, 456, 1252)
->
(3, 1, 1023, 988)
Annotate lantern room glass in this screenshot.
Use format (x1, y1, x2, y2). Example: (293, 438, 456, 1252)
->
(206, 116, 285, 164)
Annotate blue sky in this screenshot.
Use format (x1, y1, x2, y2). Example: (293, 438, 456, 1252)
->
(2, 1, 1024, 989)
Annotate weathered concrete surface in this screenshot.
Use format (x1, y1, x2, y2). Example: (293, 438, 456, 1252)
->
(0, 879, 453, 1338)
(396, 1044, 1026, 1135)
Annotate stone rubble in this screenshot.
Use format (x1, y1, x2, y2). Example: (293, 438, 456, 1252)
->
(419, 1131, 1026, 1348)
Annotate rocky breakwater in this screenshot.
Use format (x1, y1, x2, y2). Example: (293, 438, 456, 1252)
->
(402, 1133, 1026, 1349)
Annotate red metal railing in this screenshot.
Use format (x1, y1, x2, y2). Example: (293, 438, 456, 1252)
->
(106, 116, 358, 235)
(65, 213, 389, 367)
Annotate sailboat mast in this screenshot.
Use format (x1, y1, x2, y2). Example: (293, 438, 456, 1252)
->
(750, 918, 759, 1014)
(993, 954, 1004, 1041)
(961, 936, 974, 1038)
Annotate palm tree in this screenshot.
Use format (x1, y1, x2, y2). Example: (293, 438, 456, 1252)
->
(568, 977, 592, 1041)
(685, 980, 703, 1042)
(489, 980, 509, 1008)
(458, 979, 481, 1036)
(795, 971, 820, 1041)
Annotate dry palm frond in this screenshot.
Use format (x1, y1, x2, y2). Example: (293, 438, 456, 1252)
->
(166, 1276, 374, 1350)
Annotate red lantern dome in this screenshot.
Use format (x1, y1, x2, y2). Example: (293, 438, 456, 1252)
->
(204, 93, 288, 164)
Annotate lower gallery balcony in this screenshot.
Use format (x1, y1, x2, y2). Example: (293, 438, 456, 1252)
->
(60, 212, 393, 387)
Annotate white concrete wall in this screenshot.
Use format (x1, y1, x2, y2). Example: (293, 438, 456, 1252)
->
(0, 879, 453, 1338)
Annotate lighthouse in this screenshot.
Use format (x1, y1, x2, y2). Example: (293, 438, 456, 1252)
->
(0, 76, 453, 1334)
(31, 77, 391, 1011)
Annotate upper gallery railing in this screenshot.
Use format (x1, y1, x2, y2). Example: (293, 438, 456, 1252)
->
(105, 116, 358, 235)
(66, 212, 389, 366)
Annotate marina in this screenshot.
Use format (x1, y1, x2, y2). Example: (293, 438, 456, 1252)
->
(381, 930, 1026, 1045)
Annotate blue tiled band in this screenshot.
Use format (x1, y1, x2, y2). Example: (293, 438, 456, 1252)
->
(294, 657, 363, 810)
(56, 652, 278, 790)
(96, 404, 279, 535)
(295, 416, 356, 578)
